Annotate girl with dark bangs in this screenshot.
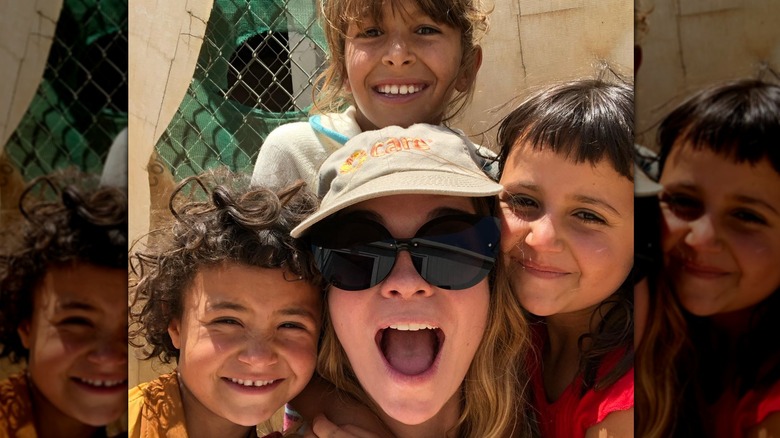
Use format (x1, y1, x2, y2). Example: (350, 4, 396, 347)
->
(639, 79, 780, 437)
(0, 173, 128, 438)
(495, 78, 635, 437)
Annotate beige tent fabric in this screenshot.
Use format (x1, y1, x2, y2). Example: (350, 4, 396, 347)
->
(0, 0, 63, 152)
(636, 0, 780, 149)
(127, 0, 213, 248)
(462, 0, 634, 137)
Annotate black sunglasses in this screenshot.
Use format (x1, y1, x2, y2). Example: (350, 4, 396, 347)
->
(309, 214, 500, 291)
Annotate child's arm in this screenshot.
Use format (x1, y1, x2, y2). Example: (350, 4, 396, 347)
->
(584, 408, 634, 438)
(303, 415, 386, 438)
(746, 412, 780, 438)
(290, 375, 393, 438)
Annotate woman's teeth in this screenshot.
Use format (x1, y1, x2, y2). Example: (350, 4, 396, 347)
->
(388, 323, 437, 331)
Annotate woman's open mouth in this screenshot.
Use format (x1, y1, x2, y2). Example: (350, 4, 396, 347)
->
(376, 323, 444, 376)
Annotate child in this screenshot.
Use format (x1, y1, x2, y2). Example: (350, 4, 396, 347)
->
(251, 0, 488, 189)
(495, 78, 635, 437)
(128, 174, 323, 438)
(0, 173, 128, 438)
(288, 124, 535, 437)
(642, 79, 780, 437)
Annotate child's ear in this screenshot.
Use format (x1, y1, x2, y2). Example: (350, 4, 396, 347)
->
(168, 319, 182, 349)
(455, 46, 483, 93)
(17, 320, 31, 349)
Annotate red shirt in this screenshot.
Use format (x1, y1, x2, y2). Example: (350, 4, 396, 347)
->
(706, 379, 780, 438)
(529, 331, 634, 438)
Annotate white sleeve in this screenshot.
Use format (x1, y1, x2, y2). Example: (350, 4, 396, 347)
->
(251, 122, 320, 189)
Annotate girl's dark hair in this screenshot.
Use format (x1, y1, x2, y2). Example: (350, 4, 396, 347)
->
(657, 79, 780, 435)
(497, 78, 634, 181)
(496, 78, 635, 395)
(0, 173, 128, 363)
(129, 175, 322, 364)
(658, 79, 780, 174)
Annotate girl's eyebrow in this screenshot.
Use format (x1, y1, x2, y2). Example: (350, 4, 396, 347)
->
(573, 194, 621, 217)
(732, 194, 780, 216)
(502, 181, 541, 193)
(205, 301, 247, 313)
(56, 300, 97, 312)
(205, 302, 318, 320)
(276, 307, 319, 321)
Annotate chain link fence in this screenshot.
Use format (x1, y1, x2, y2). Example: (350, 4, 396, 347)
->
(3, 0, 128, 180)
(152, 0, 328, 180)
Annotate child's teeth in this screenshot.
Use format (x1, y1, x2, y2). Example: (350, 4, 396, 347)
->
(378, 84, 421, 95)
(80, 378, 123, 387)
(229, 377, 276, 387)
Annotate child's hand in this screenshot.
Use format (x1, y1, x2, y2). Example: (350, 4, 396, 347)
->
(304, 414, 387, 438)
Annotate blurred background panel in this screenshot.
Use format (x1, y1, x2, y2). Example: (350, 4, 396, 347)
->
(1, 0, 127, 225)
(635, 0, 780, 148)
(0, 0, 128, 381)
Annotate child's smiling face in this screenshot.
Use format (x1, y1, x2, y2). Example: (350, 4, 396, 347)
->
(169, 263, 322, 427)
(343, 0, 477, 131)
(18, 263, 128, 427)
(498, 145, 635, 317)
(659, 145, 780, 316)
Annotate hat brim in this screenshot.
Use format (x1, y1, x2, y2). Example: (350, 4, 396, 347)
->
(291, 170, 502, 238)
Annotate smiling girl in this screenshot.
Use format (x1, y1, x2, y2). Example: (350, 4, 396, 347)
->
(0, 174, 128, 438)
(639, 79, 780, 437)
(251, 0, 490, 189)
(496, 78, 635, 437)
(128, 175, 323, 438)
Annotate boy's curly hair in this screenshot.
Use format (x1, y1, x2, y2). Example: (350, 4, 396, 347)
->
(0, 173, 128, 363)
(129, 175, 322, 364)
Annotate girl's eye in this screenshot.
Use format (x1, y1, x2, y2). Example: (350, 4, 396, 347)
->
(731, 209, 767, 225)
(213, 318, 242, 327)
(416, 25, 440, 35)
(660, 192, 704, 221)
(501, 194, 541, 220)
(359, 27, 382, 38)
(59, 317, 93, 327)
(279, 322, 305, 330)
(506, 194, 539, 209)
(573, 210, 607, 224)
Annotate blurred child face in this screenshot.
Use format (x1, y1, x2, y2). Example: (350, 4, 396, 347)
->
(169, 264, 321, 427)
(18, 263, 128, 427)
(498, 145, 634, 317)
(344, 0, 477, 131)
(659, 145, 780, 316)
(328, 194, 489, 427)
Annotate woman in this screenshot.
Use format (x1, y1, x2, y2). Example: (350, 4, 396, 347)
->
(290, 123, 534, 437)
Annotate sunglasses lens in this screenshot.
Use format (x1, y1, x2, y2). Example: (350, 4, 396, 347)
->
(311, 220, 395, 291)
(311, 215, 499, 291)
(412, 216, 500, 290)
